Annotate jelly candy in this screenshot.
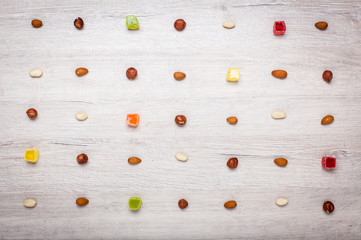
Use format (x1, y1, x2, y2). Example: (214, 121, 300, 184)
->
(24, 149, 39, 163)
(126, 15, 139, 30)
(226, 68, 240, 82)
(127, 114, 139, 127)
(322, 156, 336, 169)
(273, 21, 286, 35)
(128, 197, 142, 210)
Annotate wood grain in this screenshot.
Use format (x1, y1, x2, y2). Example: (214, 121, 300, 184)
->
(1, 0, 361, 239)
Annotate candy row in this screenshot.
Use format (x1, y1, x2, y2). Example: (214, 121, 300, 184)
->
(30, 17, 329, 33)
(22, 197, 335, 213)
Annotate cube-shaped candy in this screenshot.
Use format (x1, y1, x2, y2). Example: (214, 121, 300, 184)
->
(322, 156, 336, 169)
(273, 21, 286, 35)
(127, 114, 139, 127)
(128, 197, 142, 210)
(24, 149, 39, 163)
(226, 68, 240, 82)
(126, 15, 139, 30)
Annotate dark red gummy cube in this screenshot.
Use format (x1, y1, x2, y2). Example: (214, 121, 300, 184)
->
(273, 21, 286, 35)
(322, 156, 336, 169)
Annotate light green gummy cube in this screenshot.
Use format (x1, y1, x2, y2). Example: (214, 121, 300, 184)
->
(126, 15, 139, 30)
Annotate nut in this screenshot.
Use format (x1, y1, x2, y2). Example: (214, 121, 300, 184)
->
(322, 70, 333, 83)
(128, 157, 142, 165)
(75, 68, 88, 76)
(24, 198, 37, 208)
(174, 72, 186, 80)
(175, 152, 188, 162)
(275, 197, 288, 206)
(76, 197, 89, 206)
(75, 112, 88, 121)
(226, 116, 238, 125)
(74, 17, 84, 29)
(26, 108, 38, 119)
(227, 157, 238, 169)
(315, 21, 328, 30)
(272, 70, 287, 79)
(321, 115, 334, 125)
(31, 19, 42, 28)
(226, 68, 240, 82)
(323, 201, 334, 213)
(224, 200, 237, 209)
(175, 115, 187, 126)
(271, 111, 286, 119)
(274, 158, 288, 167)
(126, 67, 138, 80)
(223, 21, 235, 29)
(174, 19, 186, 31)
(178, 199, 188, 209)
(29, 69, 43, 78)
(77, 153, 88, 164)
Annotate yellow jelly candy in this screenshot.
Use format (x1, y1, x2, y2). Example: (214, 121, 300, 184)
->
(226, 68, 240, 82)
(24, 149, 39, 163)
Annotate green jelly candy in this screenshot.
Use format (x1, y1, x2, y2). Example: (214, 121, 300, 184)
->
(126, 15, 139, 30)
(128, 197, 142, 210)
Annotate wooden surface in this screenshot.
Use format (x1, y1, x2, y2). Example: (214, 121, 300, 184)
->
(1, 0, 361, 239)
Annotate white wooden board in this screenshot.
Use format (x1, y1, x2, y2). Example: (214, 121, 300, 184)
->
(1, 0, 361, 239)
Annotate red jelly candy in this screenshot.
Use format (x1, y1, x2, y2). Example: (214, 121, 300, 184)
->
(273, 21, 286, 35)
(322, 156, 336, 169)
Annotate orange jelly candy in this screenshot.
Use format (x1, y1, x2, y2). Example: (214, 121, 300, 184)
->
(126, 114, 139, 127)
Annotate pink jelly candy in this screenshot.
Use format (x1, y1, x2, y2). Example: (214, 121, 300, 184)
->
(273, 21, 286, 35)
(322, 156, 336, 169)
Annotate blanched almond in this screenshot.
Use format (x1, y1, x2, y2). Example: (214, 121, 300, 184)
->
(24, 198, 37, 208)
(175, 152, 188, 162)
(271, 111, 286, 119)
(272, 70, 287, 79)
(223, 21, 235, 29)
(275, 197, 288, 206)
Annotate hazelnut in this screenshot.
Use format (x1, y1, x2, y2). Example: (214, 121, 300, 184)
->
(227, 157, 238, 169)
(126, 67, 138, 80)
(26, 108, 38, 119)
(322, 70, 333, 83)
(323, 201, 334, 213)
(175, 115, 187, 126)
(74, 17, 84, 29)
(178, 199, 188, 209)
(174, 19, 186, 31)
(77, 153, 88, 164)
(31, 19, 43, 28)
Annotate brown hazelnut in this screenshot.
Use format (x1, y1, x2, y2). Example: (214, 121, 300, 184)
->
(26, 108, 38, 119)
(174, 19, 186, 31)
(178, 199, 188, 209)
(31, 19, 42, 28)
(74, 17, 84, 29)
(227, 157, 238, 169)
(175, 115, 187, 126)
(77, 153, 88, 164)
(126, 67, 138, 80)
(323, 201, 334, 213)
(322, 70, 333, 83)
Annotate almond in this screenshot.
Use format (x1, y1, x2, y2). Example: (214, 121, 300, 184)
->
(224, 200, 237, 209)
(31, 19, 42, 28)
(76, 197, 89, 206)
(321, 115, 334, 125)
(128, 157, 142, 165)
(226, 116, 238, 125)
(272, 70, 287, 79)
(174, 72, 186, 80)
(274, 158, 288, 167)
(315, 21, 328, 30)
(75, 68, 88, 76)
